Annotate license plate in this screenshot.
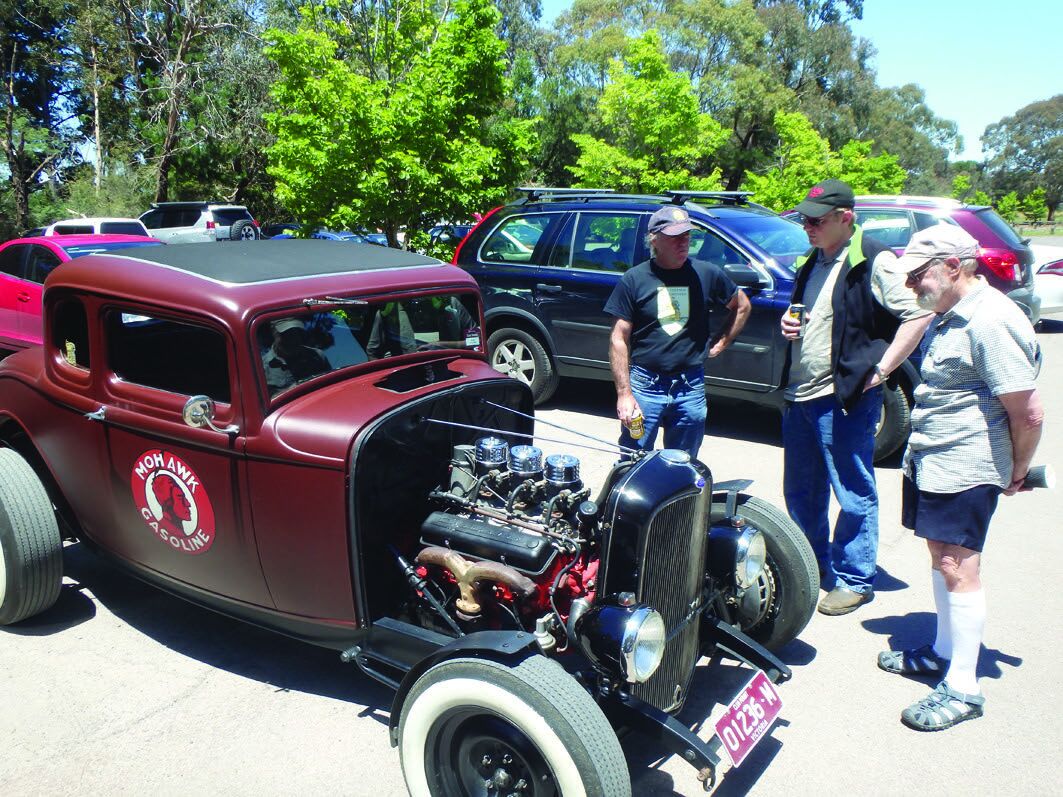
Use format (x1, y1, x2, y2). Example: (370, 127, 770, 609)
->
(713, 669, 783, 768)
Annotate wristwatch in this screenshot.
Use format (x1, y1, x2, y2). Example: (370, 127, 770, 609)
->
(873, 364, 888, 382)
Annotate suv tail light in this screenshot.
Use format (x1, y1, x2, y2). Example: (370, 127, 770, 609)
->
(453, 206, 503, 265)
(252, 219, 260, 228)
(206, 220, 216, 230)
(978, 248, 1019, 283)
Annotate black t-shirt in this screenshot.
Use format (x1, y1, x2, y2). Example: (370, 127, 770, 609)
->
(604, 258, 738, 374)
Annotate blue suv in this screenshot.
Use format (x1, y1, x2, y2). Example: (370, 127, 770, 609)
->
(455, 188, 920, 462)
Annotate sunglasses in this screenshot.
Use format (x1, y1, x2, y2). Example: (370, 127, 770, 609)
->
(800, 211, 838, 228)
(905, 259, 939, 283)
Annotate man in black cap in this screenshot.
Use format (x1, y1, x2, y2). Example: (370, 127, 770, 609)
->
(780, 179, 933, 615)
(605, 205, 750, 459)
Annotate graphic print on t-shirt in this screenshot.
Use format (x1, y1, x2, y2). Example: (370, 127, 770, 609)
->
(657, 285, 689, 336)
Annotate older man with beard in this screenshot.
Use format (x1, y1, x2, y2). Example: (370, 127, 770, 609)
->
(877, 224, 1043, 731)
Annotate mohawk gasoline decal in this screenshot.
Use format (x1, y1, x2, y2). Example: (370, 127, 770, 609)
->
(131, 449, 216, 554)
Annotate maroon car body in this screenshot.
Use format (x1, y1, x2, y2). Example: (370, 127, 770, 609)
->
(0, 240, 807, 796)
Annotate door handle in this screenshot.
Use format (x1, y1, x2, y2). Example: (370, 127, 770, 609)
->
(85, 406, 106, 421)
(535, 283, 563, 294)
(16, 291, 30, 302)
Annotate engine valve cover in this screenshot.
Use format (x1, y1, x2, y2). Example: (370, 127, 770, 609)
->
(420, 511, 556, 575)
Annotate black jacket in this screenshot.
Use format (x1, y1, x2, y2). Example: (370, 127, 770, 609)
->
(782, 225, 900, 411)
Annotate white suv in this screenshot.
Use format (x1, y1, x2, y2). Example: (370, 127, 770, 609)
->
(44, 217, 150, 237)
(139, 202, 260, 244)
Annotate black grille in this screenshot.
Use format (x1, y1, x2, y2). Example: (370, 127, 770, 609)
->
(632, 493, 707, 712)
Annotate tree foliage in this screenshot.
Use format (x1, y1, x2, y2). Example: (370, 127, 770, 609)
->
(568, 31, 726, 192)
(983, 94, 1062, 220)
(742, 110, 903, 210)
(264, 0, 534, 245)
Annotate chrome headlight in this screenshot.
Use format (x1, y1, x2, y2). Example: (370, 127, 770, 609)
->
(574, 600, 667, 684)
(735, 528, 767, 589)
(621, 606, 666, 683)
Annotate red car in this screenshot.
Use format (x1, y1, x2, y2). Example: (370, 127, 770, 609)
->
(0, 240, 815, 795)
(0, 234, 163, 352)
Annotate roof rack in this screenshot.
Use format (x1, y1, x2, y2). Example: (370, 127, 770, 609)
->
(515, 187, 762, 210)
(516, 187, 617, 203)
(665, 190, 754, 206)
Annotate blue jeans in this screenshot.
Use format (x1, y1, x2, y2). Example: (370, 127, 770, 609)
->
(620, 364, 707, 460)
(782, 390, 882, 593)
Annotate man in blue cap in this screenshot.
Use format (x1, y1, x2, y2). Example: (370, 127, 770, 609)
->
(605, 205, 750, 460)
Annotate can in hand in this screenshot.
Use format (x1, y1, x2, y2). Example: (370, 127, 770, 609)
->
(627, 411, 644, 440)
(787, 303, 806, 338)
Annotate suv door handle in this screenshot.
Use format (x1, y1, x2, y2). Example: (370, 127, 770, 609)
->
(535, 283, 562, 294)
(85, 406, 106, 421)
(16, 291, 31, 302)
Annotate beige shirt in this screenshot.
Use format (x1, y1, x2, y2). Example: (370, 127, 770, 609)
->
(785, 242, 925, 402)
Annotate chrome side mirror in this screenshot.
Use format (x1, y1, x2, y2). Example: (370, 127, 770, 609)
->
(182, 395, 239, 435)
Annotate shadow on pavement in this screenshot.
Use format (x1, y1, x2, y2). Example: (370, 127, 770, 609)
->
(860, 611, 1023, 682)
(874, 566, 909, 592)
(55, 543, 395, 715)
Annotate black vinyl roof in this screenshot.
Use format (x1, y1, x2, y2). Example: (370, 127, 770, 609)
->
(115, 239, 441, 284)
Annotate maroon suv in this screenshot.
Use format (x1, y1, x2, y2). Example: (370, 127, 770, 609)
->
(0, 239, 820, 794)
(853, 195, 1040, 323)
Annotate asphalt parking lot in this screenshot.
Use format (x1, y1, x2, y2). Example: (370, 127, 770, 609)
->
(2, 321, 1061, 796)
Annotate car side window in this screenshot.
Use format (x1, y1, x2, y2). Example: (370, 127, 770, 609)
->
(140, 209, 162, 229)
(52, 298, 90, 368)
(106, 310, 231, 403)
(180, 208, 203, 227)
(480, 214, 558, 264)
(854, 209, 913, 248)
(690, 227, 745, 268)
(550, 212, 641, 271)
(0, 244, 29, 277)
(26, 246, 62, 284)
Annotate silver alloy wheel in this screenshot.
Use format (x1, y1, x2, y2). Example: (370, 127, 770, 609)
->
(491, 338, 535, 385)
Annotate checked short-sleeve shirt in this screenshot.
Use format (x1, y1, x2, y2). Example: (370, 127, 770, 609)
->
(904, 278, 1040, 492)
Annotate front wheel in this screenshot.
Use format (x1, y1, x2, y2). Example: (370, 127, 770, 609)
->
(487, 328, 559, 404)
(713, 494, 817, 651)
(399, 655, 630, 797)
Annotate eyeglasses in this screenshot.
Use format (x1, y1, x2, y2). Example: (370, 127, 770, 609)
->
(800, 211, 838, 228)
(905, 259, 938, 283)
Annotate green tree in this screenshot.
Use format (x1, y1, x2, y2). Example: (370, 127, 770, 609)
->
(1021, 187, 1048, 222)
(951, 174, 971, 201)
(742, 109, 903, 211)
(568, 30, 727, 192)
(983, 95, 1063, 220)
(970, 190, 991, 206)
(995, 191, 1020, 224)
(265, 0, 534, 245)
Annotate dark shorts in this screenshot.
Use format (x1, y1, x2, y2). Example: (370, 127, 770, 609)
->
(901, 475, 1001, 553)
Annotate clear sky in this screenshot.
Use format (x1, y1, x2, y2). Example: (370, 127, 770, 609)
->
(539, 0, 1061, 161)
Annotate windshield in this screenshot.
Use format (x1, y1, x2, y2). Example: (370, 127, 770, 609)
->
(258, 292, 482, 398)
(61, 241, 164, 257)
(722, 214, 810, 269)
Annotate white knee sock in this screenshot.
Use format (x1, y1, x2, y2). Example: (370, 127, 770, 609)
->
(931, 569, 951, 659)
(944, 589, 985, 695)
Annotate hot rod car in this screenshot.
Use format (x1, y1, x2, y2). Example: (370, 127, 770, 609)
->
(0, 240, 818, 795)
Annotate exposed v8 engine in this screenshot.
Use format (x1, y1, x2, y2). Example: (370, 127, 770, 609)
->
(413, 437, 600, 650)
